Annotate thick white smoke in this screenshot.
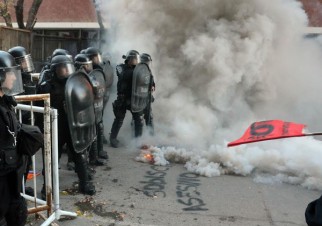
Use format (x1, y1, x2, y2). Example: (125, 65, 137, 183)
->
(100, 0, 322, 190)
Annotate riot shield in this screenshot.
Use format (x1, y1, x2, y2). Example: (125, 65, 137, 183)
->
(88, 69, 106, 123)
(65, 71, 96, 153)
(131, 63, 151, 112)
(101, 62, 114, 106)
(102, 62, 114, 89)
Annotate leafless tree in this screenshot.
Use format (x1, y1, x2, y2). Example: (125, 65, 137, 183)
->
(0, 0, 43, 30)
(25, 0, 42, 29)
(93, 0, 104, 29)
(0, 0, 13, 27)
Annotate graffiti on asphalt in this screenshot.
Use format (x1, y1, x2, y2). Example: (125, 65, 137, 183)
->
(140, 165, 170, 198)
(176, 172, 208, 211)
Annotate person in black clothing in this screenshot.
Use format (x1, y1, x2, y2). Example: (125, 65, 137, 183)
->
(38, 48, 72, 87)
(8, 46, 36, 95)
(36, 55, 95, 195)
(0, 51, 27, 226)
(8, 46, 37, 196)
(74, 54, 105, 166)
(38, 49, 76, 171)
(140, 53, 155, 135)
(85, 47, 109, 159)
(109, 50, 143, 148)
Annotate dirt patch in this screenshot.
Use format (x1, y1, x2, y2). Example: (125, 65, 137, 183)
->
(74, 197, 125, 221)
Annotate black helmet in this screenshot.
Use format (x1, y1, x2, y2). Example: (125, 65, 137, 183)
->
(85, 47, 102, 65)
(50, 55, 75, 79)
(74, 54, 93, 73)
(0, 51, 23, 95)
(51, 48, 72, 61)
(122, 50, 140, 65)
(140, 53, 152, 64)
(8, 46, 35, 73)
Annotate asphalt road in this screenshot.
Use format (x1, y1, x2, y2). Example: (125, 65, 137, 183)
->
(25, 143, 318, 226)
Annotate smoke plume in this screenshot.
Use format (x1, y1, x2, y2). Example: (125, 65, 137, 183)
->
(101, 0, 322, 190)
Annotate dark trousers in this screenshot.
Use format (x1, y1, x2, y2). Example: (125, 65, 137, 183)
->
(0, 171, 27, 226)
(110, 100, 144, 139)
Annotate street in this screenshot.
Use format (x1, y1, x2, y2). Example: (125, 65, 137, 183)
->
(27, 143, 318, 226)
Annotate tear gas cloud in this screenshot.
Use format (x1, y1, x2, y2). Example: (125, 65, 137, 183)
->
(100, 0, 322, 190)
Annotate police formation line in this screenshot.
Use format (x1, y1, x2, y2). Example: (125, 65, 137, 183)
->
(0, 46, 155, 226)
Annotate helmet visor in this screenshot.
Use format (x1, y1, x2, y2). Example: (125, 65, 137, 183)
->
(75, 60, 93, 73)
(92, 54, 102, 65)
(56, 63, 75, 79)
(1, 66, 24, 95)
(129, 54, 140, 65)
(17, 54, 35, 73)
(84, 62, 93, 73)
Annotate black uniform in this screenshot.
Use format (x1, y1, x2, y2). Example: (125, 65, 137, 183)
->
(36, 75, 95, 195)
(110, 63, 144, 145)
(92, 64, 108, 159)
(0, 95, 27, 226)
(143, 74, 155, 134)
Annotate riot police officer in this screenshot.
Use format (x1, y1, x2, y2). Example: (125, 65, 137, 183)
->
(139, 53, 155, 135)
(37, 55, 95, 195)
(85, 47, 109, 159)
(0, 51, 27, 226)
(38, 48, 76, 170)
(38, 48, 72, 86)
(110, 50, 143, 148)
(74, 54, 93, 74)
(8, 46, 36, 196)
(8, 46, 35, 94)
(74, 54, 105, 166)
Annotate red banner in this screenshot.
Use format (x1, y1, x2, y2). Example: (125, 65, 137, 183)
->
(227, 120, 306, 147)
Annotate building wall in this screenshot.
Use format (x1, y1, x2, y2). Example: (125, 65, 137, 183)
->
(299, 0, 322, 27)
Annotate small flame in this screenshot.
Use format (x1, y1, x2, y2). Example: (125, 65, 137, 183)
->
(143, 153, 155, 164)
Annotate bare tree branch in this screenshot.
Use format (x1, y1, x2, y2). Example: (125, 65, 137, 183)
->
(26, 0, 42, 30)
(0, 0, 13, 27)
(14, 0, 24, 29)
(94, 0, 104, 29)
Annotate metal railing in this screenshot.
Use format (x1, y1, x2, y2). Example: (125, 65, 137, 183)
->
(15, 94, 77, 226)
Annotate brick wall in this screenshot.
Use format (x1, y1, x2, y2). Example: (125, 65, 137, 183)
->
(299, 0, 322, 27)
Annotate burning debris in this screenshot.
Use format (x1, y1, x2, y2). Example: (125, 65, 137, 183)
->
(135, 145, 169, 165)
(135, 145, 156, 164)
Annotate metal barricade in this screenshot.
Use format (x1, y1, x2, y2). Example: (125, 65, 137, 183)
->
(15, 94, 77, 226)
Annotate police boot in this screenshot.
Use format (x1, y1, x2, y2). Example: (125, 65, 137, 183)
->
(89, 140, 105, 166)
(79, 181, 96, 196)
(110, 118, 123, 148)
(109, 137, 120, 148)
(98, 150, 108, 159)
(75, 153, 96, 195)
(24, 186, 34, 196)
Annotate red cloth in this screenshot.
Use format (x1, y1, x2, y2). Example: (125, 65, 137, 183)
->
(228, 120, 306, 147)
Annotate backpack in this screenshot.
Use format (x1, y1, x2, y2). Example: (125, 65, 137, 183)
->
(17, 124, 43, 156)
